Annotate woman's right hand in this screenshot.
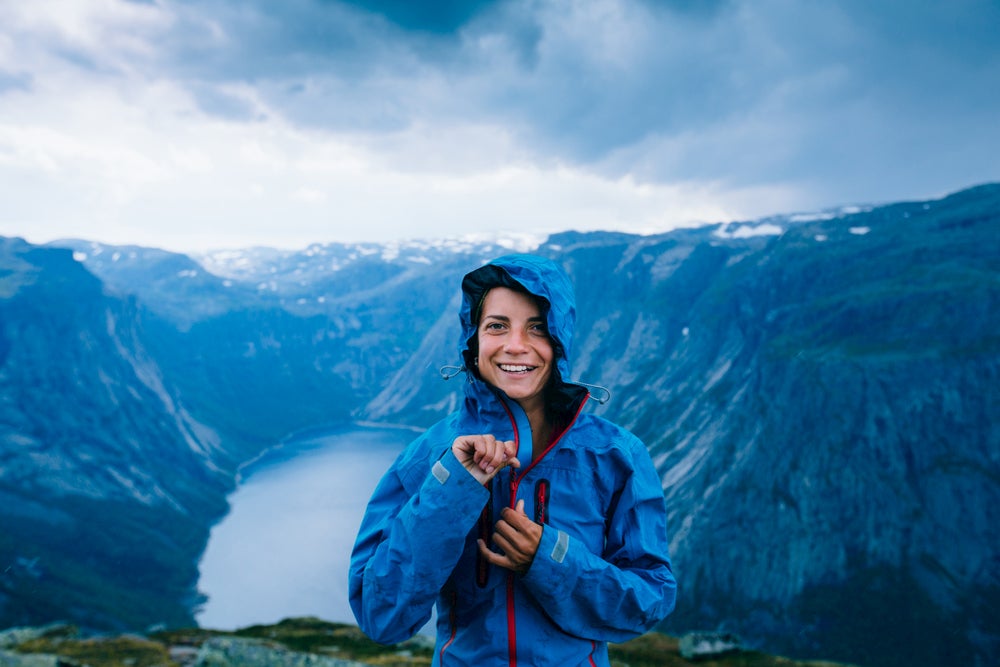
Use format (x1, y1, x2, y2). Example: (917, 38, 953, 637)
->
(452, 434, 520, 484)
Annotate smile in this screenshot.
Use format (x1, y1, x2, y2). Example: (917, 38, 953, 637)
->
(498, 364, 536, 373)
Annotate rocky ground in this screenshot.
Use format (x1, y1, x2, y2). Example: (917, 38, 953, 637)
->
(0, 616, 857, 667)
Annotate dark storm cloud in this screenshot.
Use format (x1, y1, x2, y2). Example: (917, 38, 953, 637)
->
(493, 0, 1000, 203)
(161, 0, 504, 130)
(335, 0, 505, 34)
(3, 0, 998, 251)
(61, 0, 1000, 206)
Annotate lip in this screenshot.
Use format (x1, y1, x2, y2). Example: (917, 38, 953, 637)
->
(498, 363, 537, 373)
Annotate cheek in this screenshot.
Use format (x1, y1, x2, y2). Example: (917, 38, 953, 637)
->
(539, 340, 555, 365)
(476, 335, 496, 364)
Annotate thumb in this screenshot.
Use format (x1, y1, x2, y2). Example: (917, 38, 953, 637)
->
(516, 498, 526, 515)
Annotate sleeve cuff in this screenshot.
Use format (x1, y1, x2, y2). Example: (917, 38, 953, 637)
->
(417, 449, 491, 525)
(524, 524, 571, 587)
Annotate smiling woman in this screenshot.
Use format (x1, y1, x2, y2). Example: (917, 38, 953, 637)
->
(348, 253, 676, 667)
(474, 286, 555, 452)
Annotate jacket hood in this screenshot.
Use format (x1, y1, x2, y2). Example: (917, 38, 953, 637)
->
(459, 253, 576, 383)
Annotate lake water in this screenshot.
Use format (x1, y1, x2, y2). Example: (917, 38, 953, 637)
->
(195, 424, 416, 630)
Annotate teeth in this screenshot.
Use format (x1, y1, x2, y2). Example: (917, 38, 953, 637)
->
(500, 364, 533, 372)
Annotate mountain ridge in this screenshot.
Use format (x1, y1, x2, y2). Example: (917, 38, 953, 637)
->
(1, 183, 997, 667)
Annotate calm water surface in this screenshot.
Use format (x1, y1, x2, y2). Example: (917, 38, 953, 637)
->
(196, 425, 415, 630)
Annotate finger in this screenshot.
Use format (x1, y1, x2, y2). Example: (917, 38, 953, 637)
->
(502, 440, 519, 467)
(478, 539, 512, 568)
(490, 532, 515, 555)
(453, 435, 475, 458)
(490, 532, 529, 564)
(489, 532, 533, 572)
(492, 521, 532, 553)
(456, 434, 488, 461)
(500, 506, 533, 529)
(471, 434, 492, 460)
(498, 509, 543, 553)
(474, 435, 502, 473)
(486, 437, 508, 471)
(480, 436, 506, 472)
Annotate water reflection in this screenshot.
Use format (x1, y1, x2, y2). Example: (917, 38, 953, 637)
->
(196, 426, 414, 630)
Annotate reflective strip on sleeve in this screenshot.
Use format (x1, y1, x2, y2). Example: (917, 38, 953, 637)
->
(432, 460, 450, 484)
(550, 530, 569, 563)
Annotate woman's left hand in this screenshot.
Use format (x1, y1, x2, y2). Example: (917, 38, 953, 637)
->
(478, 499, 542, 574)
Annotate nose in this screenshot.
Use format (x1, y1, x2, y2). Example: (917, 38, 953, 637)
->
(504, 328, 529, 353)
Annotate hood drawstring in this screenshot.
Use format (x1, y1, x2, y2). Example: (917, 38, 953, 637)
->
(439, 364, 465, 380)
(574, 380, 612, 405)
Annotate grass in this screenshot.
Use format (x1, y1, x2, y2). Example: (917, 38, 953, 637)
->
(14, 633, 175, 667)
(6, 617, 858, 667)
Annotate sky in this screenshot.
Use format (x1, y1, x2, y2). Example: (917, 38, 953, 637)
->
(1, 0, 998, 253)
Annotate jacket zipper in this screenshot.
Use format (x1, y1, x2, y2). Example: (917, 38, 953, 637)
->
(500, 393, 589, 667)
(534, 479, 550, 524)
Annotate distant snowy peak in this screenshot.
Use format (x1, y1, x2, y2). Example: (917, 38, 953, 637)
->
(191, 233, 545, 282)
(712, 203, 879, 241)
(713, 222, 783, 239)
(59, 239, 176, 266)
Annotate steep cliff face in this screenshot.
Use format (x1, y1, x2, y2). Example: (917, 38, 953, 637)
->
(581, 187, 1000, 667)
(0, 239, 229, 630)
(56, 240, 520, 447)
(360, 185, 1000, 667)
(2, 184, 996, 667)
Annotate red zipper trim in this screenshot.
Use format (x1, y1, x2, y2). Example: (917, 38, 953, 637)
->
(496, 399, 520, 667)
(507, 391, 589, 491)
(439, 589, 458, 663)
(498, 391, 590, 667)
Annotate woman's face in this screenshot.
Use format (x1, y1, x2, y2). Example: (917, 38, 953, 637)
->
(476, 287, 554, 413)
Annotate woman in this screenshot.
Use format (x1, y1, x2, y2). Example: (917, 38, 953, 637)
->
(349, 254, 676, 666)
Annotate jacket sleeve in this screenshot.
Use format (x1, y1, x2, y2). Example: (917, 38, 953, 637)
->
(520, 437, 677, 643)
(348, 444, 490, 644)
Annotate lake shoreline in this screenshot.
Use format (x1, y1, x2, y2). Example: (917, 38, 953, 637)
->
(196, 423, 415, 630)
(235, 420, 424, 483)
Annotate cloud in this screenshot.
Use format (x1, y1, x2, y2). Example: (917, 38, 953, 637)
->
(154, 1, 1000, 186)
(337, 0, 503, 34)
(0, 0, 998, 251)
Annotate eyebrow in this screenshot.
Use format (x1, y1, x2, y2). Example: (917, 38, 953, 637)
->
(480, 314, 545, 324)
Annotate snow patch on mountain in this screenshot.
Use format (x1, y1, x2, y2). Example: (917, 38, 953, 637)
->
(191, 234, 544, 284)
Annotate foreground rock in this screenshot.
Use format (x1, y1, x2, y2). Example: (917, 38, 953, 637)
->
(0, 617, 859, 667)
(193, 636, 368, 667)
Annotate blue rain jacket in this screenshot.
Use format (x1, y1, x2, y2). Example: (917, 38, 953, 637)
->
(349, 254, 676, 666)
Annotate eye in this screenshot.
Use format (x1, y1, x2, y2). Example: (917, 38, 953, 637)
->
(529, 322, 548, 335)
(482, 321, 506, 333)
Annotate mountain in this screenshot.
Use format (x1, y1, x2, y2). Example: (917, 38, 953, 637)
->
(0, 239, 230, 630)
(0, 183, 997, 667)
(54, 237, 534, 448)
(360, 185, 1000, 667)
